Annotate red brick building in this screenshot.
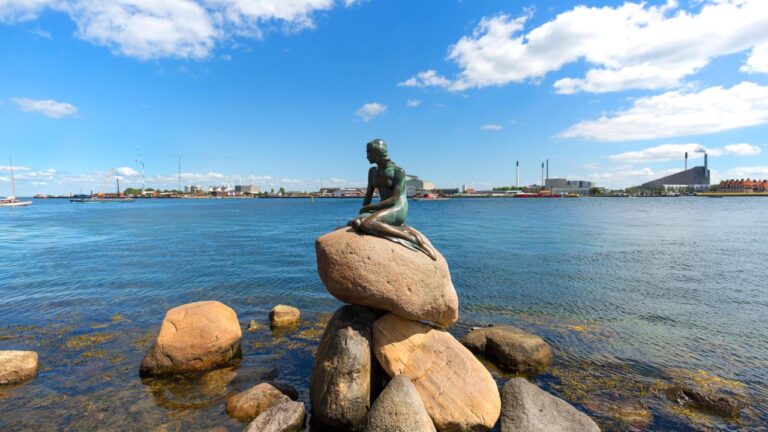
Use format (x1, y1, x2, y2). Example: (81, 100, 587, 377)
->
(718, 179, 768, 193)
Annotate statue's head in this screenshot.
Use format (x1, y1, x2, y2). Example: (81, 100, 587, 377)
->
(366, 138, 389, 163)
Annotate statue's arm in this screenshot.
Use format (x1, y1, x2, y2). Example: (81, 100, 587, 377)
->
(362, 167, 404, 212)
(360, 167, 375, 209)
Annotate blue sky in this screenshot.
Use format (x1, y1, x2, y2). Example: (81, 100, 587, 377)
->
(1, 0, 768, 195)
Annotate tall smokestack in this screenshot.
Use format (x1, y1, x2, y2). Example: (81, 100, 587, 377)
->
(516, 161, 519, 187)
(685, 152, 688, 171)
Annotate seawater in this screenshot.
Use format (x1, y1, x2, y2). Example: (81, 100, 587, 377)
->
(0, 198, 766, 431)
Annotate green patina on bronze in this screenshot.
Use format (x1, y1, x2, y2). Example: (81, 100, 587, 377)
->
(347, 139, 437, 260)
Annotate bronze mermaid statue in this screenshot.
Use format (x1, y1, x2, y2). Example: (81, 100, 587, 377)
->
(347, 139, 437, 260)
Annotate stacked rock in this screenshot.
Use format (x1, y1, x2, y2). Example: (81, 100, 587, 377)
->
(312, 227, 501, 432)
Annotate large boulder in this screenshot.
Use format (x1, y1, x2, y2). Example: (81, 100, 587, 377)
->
(270, 305, 301, 329)
(373, 314, 501, 432)
(500, 378, 600, 432)
(461, 325, 552, 374)
(140, 301, 242, 376)
(316, 228, 458, 327)
(226, 382, 299, 421)
(0, 350, 38, 385)
(244, 398, 306, 432)
(310, 305, 382, 431)
(364, 375, 436, 432)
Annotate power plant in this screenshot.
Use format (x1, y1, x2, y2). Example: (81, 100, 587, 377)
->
(639, 152, 710, 191)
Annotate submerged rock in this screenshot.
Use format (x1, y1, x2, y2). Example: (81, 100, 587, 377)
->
(140, 301, 242, 376)
(461, 325, 552, 374)
(244, 398, 306, 432)
(316, 228, 458, 326)
(226, 382, 299, 421)
(666, 384, 741, 418)
(0, 350, 38, 385)
(248, 320, 261, 331)
(373, 313, 500, 432)
(364, 375, 436, 432)
(270, 305, 301, 329)
(310, 305, 381, 431)
(500, 378, 600, 432)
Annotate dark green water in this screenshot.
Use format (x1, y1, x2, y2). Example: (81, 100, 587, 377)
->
(1, 198, 766, 431)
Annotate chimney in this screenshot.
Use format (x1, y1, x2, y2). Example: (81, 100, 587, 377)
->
(705, 152, 708, 171)
(685, 152, 688, 171)
(516, 161, 519, 187)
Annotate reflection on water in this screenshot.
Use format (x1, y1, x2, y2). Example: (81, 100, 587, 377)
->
(1, 198, 767, 430)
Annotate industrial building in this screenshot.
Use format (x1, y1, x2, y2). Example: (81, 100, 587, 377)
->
(235, 185, 260, 195)
(544, 178, 595, 195)
(406, 175, 435, 197)
(639, 153, 711, 192)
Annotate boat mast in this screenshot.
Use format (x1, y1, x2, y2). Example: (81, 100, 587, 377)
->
(9, 157, 16, 198)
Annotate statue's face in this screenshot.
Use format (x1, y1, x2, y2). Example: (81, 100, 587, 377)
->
(366, 146, 375, 164)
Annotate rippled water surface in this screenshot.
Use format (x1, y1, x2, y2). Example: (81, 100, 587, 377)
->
(1, 198, 766, 431)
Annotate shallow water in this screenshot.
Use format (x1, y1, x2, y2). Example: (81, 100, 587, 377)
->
(1, 198, 766, 431)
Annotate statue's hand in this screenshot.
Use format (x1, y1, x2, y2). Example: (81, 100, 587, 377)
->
(359, 205, 372, 214)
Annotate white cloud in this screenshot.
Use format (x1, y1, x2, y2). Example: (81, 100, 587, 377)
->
(722, 143, 762, 156)
(586, 166, 680, 189)
(609, 144, 706, 162)
(0, 165, 32, 171)
(724, 166, 768, 179)
(741, 42, 768, 74)
(114, 166, 139, 176)
(355, 102, 386, 122)
(12, 97, 79, 118)
(398, 70, 451, 88)
(560, 82, 768, 141)
(481, 124, 502, 131)
(609, 143, 760, 162)
(0, 0, 356, 60)
(403, 0, 768, 93)
(406, 99, 421, 107)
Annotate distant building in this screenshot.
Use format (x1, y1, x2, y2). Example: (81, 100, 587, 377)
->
(639, 153, 711, 192)
(235, 185, 260, 195)
(640, 166, 711, 192)
(406, 175, 435, 197)
(718, 179, 768, 193)
(544, 178, 595, 195)
(185, 185, 203, 194)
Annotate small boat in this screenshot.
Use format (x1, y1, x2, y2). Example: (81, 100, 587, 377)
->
(412, 193, 448, 201)
(1, 157, 32, 207)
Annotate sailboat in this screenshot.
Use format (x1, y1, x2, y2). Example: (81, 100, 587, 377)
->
(1, 157, 32, 207)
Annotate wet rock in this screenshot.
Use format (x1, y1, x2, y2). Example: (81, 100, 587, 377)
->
(226, 382, 299, 421)
(500, 378, 600, 432)
(364, 375, 436, 432)
(0, 350, 38, 385)
(310, 305, 381, 431)
(248, 320, 261, 331)
(270, 305, 300, 328)
(666, 384, 741, 418)
(373, 314, 500, 432)
(461, 325, 552, 374)
(140, 301, 242, 376)
(316, 228, 458, 326)
(244, 398, 306, 432)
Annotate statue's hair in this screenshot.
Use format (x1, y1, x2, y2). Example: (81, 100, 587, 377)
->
(366, 138, 389, 160)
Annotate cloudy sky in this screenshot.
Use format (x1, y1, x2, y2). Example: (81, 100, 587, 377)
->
(1, 0, 768, 194)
